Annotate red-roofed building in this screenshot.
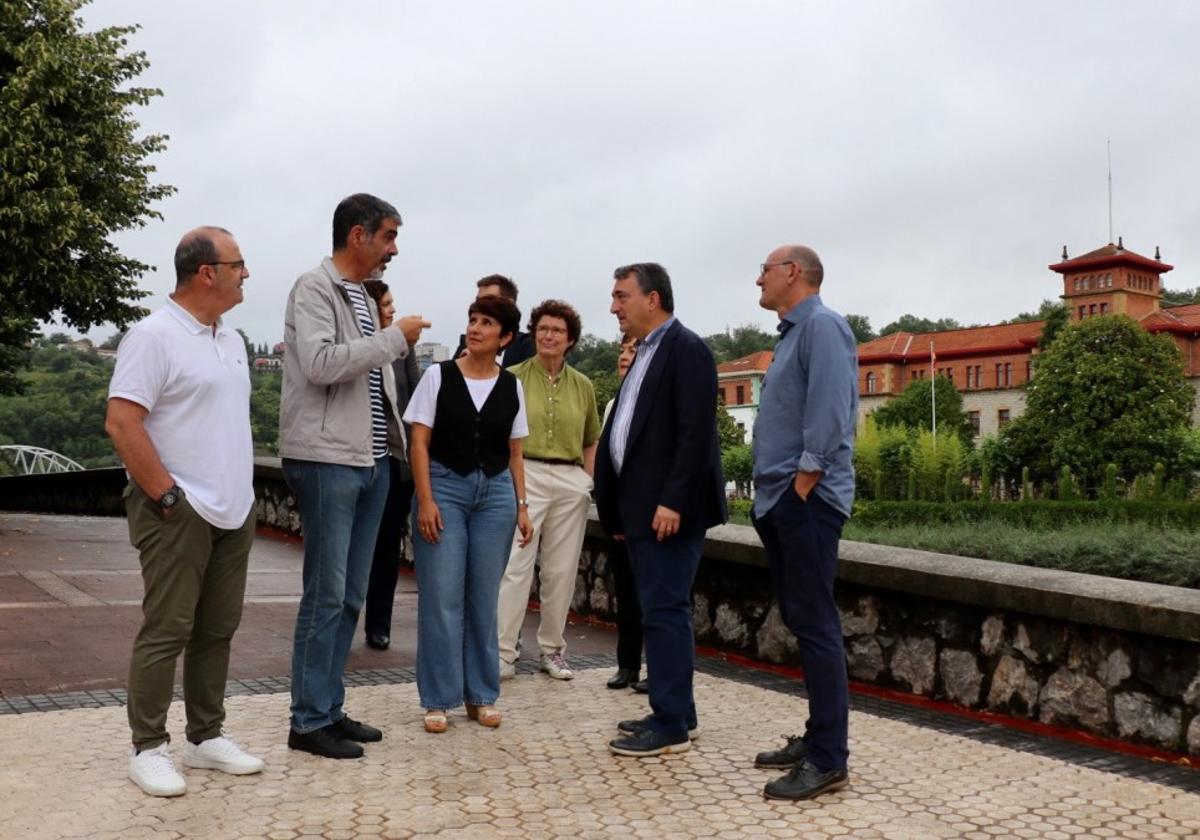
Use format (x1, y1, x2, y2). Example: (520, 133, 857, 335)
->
(859, 241, 1200, 438)
(717, 350, 773, 443)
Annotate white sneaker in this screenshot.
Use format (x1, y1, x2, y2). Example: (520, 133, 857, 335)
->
(129, 743, 187, 797)
(539, 652, 574, 680)
(499, 659, 516, 681)
(182, 735, 265, 776)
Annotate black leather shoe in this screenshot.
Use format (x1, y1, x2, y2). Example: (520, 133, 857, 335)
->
(288, 725, 364, 759)
(617, 714, 699, 740)
(763, 761, 848, 800)
(631, 678, 649, 694)
(331, 715, 382, 742)
(365, 633, 390, 650)
(606, 668, 640, 689)
(754, 734, 808, 768)
(609, 728, 691, 757)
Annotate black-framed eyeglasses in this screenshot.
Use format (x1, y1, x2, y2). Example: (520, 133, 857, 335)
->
(203, 260, 246, 270)
(760, 261, 795, 275)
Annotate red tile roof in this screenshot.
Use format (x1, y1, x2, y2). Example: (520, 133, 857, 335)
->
(717, 350, 773, 375)
(1142, 304, 1200, 334)
(1049, 242, 1173, 274)
(858, 321, 1043, 363)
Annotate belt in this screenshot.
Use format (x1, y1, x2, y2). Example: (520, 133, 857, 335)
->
(525, 456, 580, 466)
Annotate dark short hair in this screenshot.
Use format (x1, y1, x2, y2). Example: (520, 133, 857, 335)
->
(468, 295, 521, 341)
(613, 262, 674, 313)
(528, 299, 582, 350)
(476, 274, 519, 302)
(174, 226, 233, 287)
(332, 193, 401, 251)
(362, 278, 389, 305)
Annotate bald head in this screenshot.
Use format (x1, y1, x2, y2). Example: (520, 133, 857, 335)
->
(757, 244, 825, 316)
(174, 226, 234, 288)
(779, 245, 823, 288)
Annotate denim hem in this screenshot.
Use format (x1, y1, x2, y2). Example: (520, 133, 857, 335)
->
(289, 717, 334, 735)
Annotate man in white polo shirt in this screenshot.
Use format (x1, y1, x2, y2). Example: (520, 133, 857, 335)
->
(106, 226, 264, 797)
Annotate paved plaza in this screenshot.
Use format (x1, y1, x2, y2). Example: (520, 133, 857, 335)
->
(2, 514, 1199, 839)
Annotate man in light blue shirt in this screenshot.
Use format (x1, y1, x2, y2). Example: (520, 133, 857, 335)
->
(750, 244, 858, 801)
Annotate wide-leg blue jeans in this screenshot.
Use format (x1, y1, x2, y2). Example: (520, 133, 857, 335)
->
(413, 461, 517, 710)
(752, 489, 849, 771)
(284, 457, 390, 733)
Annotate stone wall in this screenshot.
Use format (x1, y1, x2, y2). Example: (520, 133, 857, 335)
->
(573, 521, 1200, 756)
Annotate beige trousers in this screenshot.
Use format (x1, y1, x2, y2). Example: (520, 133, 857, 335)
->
(496, 460, 593, 663)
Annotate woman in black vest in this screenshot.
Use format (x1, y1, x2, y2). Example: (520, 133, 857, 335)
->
(403, 294, 533, 733)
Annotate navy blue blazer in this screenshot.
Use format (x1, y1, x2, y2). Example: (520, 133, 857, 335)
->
(595, 319, 727, 540)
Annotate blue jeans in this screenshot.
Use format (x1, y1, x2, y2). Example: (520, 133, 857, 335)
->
(284, 457, 390, 733)
(414, 461, 517, 710)
(626, 534, 703, 738)
(751, 489, 849, 771)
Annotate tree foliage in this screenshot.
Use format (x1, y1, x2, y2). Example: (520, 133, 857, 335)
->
(1001, 299, 1064, 324)
(869, 375, 974, 444)
(0, 0, 174, 393)
(1161, 287, 1200, 306)
(844, 313, 876, 344)
(716, 399, 745, 450)
(878, 314, 962, 336)
(998, 315, 1194, 486)
(704, 324, 775, 363)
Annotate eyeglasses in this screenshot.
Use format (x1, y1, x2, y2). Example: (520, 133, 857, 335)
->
(203, 260, 246, 270)
(536, 325, 568, 336)
(759, 261, 795, 275)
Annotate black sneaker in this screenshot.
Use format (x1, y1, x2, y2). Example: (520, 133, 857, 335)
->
(331, 715, 382, 743)
(609, 728, 691, 757)
(287, 725, 364, 759)
(631, 678, 649, 694)
(606, 668, 640, 690)
(365, 633, 390, 651)
(763, 761, 848, 800)
(617, 714, 699, 741)
(754, 734, 808, 768)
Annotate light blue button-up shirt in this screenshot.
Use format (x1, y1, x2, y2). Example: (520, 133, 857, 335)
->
(752, 295, 858, 518)
(609, 316, 675, 475)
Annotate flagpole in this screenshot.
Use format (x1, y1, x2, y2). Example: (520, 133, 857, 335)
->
(930, 341, 937, 451)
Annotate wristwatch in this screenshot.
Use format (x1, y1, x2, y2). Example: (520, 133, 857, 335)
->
(518, 499, 529, 508)
(158, 484, 184, 510)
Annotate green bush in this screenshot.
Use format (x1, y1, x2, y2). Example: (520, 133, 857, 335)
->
(727, 498, 753, 524)
(851, 499, 1200, 531)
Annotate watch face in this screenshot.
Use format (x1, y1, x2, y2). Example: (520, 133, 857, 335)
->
(161, 489, 179, 508)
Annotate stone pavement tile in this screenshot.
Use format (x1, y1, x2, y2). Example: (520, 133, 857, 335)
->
(1, 669, 1197, 839)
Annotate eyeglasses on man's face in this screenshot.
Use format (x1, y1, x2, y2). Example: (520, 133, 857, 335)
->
(759, 261, 795, 275)
(204, 260, 246, 271)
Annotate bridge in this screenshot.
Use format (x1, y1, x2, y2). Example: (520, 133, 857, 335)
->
(0, 445, 84, 475)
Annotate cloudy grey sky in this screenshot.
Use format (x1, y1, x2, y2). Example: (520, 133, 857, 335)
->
(77, 1, 1200, 349)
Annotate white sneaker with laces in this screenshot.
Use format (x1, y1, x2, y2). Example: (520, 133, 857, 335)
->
(539, 652, 574, 680)
(499, 659, 516, 681)
(129, 743, 187, 797)
(182, 735, 265, 775)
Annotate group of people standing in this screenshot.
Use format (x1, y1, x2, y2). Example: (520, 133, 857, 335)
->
(105, 192, 860, 804)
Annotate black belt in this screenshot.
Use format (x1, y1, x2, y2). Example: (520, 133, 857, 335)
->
(525, 456, 580, 466)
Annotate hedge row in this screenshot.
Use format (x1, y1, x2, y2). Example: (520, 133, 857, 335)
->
(851, 499, 1200, 530)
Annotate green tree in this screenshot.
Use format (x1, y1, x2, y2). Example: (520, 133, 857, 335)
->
(100, 330, 126, 350)
(999, 315, 1194, 486)
(569, 333, 621, 379)
(878, 314, 962, 336)
(870, 376, 974, 445)
(1002, 299, 1065, 325)
(721, 444, 753, 498)
(591, 370, 619, 414)
(845, 314, 875, 344)
(1161, 287, 1200, 306)
(1037, 304, 1069, 350)
(704, 324, 775, 363)
(716, 399, 744, 450)
(0, 0, 173, 394)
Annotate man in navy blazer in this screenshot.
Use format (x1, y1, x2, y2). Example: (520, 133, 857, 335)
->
(595, 262, 726, 757)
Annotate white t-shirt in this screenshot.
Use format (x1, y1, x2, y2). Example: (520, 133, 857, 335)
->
(108, 298, 255, 529)
(404, 363, 529, 438)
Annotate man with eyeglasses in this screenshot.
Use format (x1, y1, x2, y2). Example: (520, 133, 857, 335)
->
(750, 245, 858, 800)
(107, 226, 264, 796)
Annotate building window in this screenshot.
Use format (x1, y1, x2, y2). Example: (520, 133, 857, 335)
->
(736, 385, 745, 405)
(968, 411, 980, 436)
(1100, 302, 1109, 314)
(966, 367, 976, 389)
(1079, 305, 1087, 319)
(1025, 360, 1032, 381)
(1089, 303, 1097, 315)
(866, 372, 877, 394)
(994, 363, 1002, 387)
(1003, 362, 1012, 386)
(998, 408, 1011, 428)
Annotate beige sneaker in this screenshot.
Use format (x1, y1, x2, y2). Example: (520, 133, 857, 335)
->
(182, 735, 264, 775)
(129, 743, 186, 797)
(539, 652, 574, 680)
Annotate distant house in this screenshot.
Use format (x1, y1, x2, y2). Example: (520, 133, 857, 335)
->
(717, 350, 772, 444)
(253, 356, 282, 372)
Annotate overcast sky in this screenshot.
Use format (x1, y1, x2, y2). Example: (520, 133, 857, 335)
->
(75, 1, 1200, 349)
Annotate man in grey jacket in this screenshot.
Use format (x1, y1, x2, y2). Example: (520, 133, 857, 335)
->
(281, 193, 428, 759)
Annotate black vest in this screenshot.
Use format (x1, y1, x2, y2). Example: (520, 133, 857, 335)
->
(429, 361, 519, 477)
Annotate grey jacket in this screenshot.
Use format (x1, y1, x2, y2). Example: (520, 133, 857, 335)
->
(279, 257, 409, 467)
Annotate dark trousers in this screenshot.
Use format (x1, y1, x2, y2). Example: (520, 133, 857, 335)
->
(607, 538, 643, 671)
(752, 490, 849, 771)
(365, 456, 415, 638)
(626, 534, 703, 737)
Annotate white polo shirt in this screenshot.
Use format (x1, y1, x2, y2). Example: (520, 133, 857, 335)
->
(108, 297, 255, 530)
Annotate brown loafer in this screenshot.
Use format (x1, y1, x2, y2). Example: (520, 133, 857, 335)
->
(465, 703, 502, 727)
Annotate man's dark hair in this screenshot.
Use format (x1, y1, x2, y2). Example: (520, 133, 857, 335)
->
(613, 262, 674, 313)
(468, 295, 522, 342)
(528, 299, 583, 351)
(362, 278, 389, 305)
(476, 274, 519, 302)
(332, 193, 401, 251)
(174, 226, 233, 288)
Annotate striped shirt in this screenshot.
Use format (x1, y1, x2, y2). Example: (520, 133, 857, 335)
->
(342, 281, 389, 459)
(608, 316, 674, 475)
